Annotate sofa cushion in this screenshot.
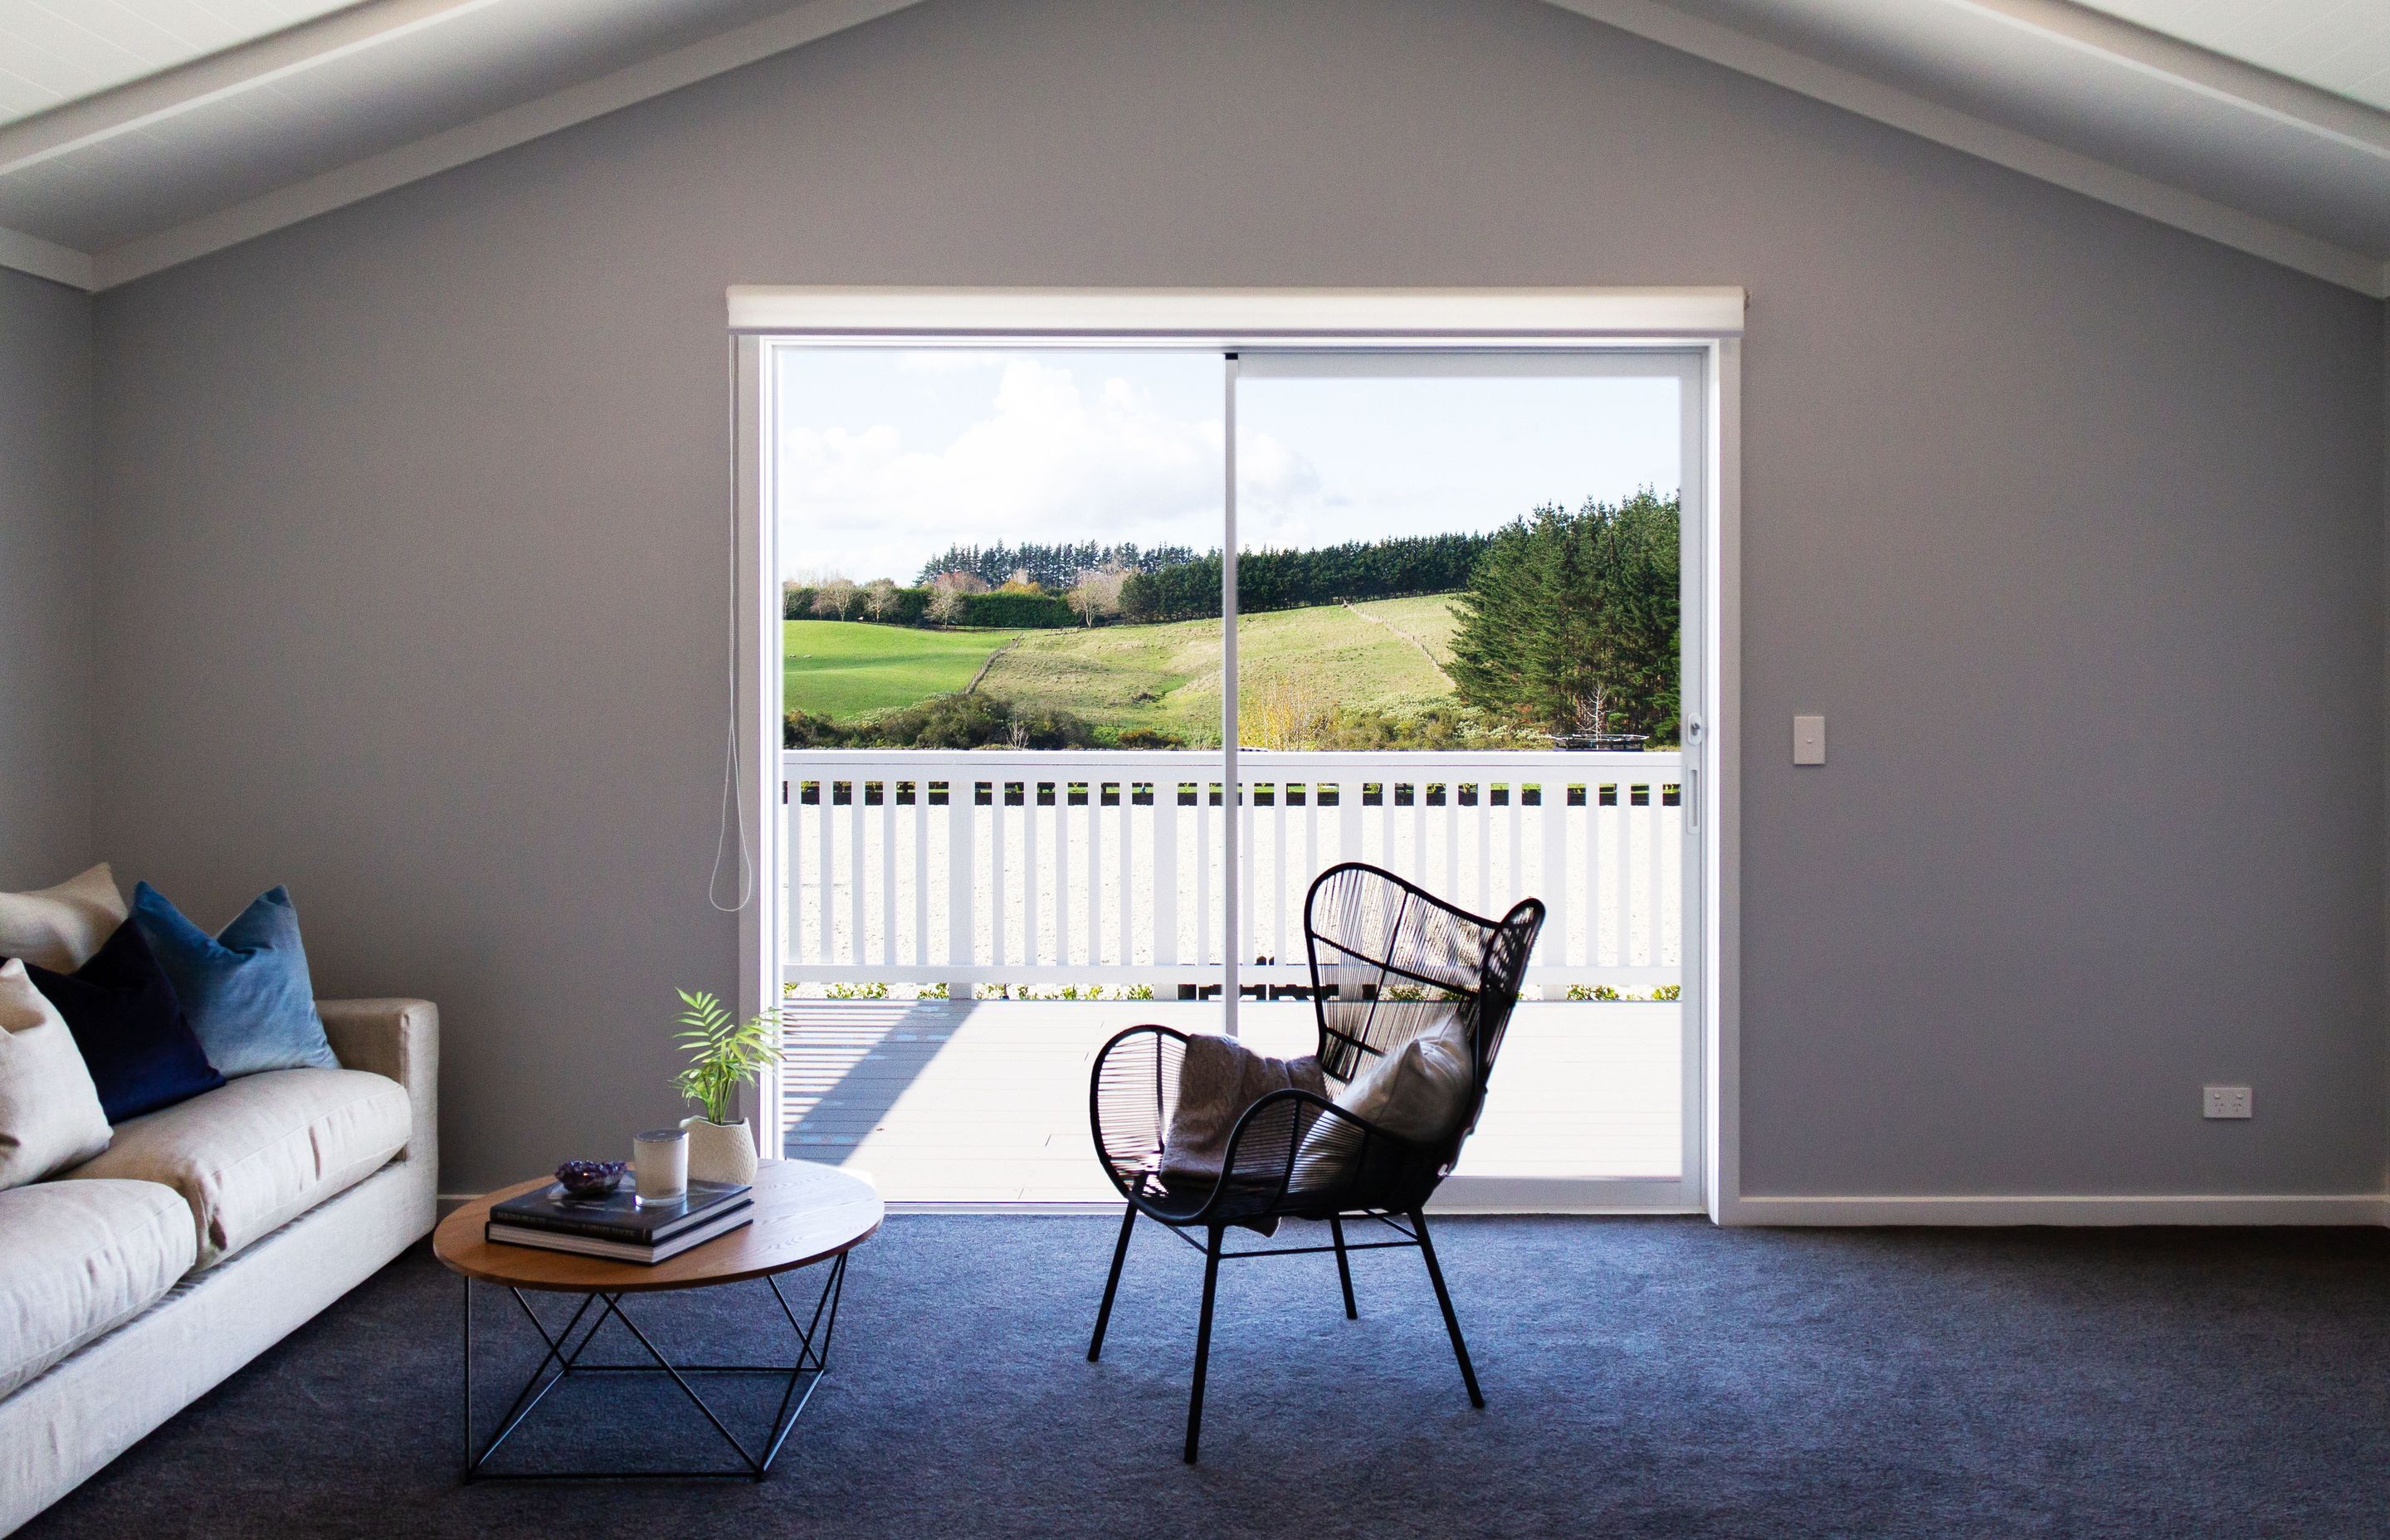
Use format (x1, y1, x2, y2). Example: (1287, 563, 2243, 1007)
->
(0, 865, 127, 975)
(26, 921, 223, 1123)
(0, 959, 112, 1189)
(130, 884, 339, 1078)
(0, 1178, 196, 1400)
(61, 1068, 409, 1268)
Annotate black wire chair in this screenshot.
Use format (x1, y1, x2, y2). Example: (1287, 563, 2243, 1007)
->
(1085, 861, 1545, 1461)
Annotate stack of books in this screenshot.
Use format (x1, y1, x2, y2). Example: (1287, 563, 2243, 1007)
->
(485, 1178, 754, 1264)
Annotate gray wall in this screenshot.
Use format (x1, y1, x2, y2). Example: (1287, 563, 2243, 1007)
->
(90, 0, 2388, 1196)
(1, 266, 93, 889)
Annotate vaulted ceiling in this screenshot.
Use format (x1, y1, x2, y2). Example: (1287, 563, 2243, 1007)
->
(1, 0, 2385, 296)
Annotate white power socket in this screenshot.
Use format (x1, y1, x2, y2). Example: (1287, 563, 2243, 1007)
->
(2202, 1084, 2252, 1120)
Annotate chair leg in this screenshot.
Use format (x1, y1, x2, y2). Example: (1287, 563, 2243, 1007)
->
(1329, 1216, 1358, 1319)
(1412, 1210, 1483, 1408)
(1087, 1202, 1138, 1362)
(1183, 1226, 1224, 1463)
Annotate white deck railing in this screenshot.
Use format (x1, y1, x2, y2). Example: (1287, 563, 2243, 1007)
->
(780, 748, 1680, 993)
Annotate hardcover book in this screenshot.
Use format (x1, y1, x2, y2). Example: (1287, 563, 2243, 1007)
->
(485, 1205, 754, 1265)
(490, 1177, 750, 1244)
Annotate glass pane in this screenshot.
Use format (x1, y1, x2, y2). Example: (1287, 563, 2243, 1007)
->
(1232, 358, 1687, 1180)
(772, 347, 1227, 1198)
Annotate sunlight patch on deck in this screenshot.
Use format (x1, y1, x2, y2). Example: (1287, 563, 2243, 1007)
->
(780, 1000, 1679, 1203)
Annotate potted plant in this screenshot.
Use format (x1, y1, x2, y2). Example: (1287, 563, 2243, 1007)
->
(672, 989, 777, 1186)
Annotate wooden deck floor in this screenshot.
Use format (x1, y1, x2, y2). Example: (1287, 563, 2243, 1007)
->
(779, 999, 1680, 1204)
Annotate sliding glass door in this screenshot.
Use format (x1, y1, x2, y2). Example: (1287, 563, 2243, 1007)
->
(767, 340, 1705, 1207)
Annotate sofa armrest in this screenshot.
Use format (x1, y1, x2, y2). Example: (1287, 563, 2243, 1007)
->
(318, 998, 438, 1175)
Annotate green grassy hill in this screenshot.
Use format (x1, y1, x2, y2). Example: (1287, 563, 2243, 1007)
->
(783, 620, 1019, 719)
(786, 596, 1465, 742)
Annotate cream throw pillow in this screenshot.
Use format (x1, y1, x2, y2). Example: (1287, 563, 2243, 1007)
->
(0, 864, 128, 973)
(1290, 1016, 1475, 1195)
(0, 958, 113, 1189)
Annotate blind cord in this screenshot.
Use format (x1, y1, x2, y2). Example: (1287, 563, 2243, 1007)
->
(710, 334, 754, 914)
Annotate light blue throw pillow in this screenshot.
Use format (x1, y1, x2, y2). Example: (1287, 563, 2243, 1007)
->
(129, 883, 339, 1078)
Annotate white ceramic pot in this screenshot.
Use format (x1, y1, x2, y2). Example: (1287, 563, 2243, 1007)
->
(680, 1116, 758, 1187)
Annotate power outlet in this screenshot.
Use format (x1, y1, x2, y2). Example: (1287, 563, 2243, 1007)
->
(2202, 1084, 2252, 1120)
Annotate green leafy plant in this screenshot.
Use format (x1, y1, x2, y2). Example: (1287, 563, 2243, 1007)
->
(672, 989, 778, 1126)
(1651, 984, 1682, 1001)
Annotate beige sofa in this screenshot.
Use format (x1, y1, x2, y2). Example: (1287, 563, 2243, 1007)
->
(0, 999, 437, 1536)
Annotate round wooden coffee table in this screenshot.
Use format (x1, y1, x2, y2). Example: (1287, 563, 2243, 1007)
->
(435, 1158, 880, 1481)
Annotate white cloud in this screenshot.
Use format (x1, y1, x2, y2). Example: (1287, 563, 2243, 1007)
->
(780, 358, 1317, 582)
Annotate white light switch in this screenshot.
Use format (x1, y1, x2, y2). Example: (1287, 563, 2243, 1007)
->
(2202, 1085, 2252, 1120)
(1792, 715, 1826, 765)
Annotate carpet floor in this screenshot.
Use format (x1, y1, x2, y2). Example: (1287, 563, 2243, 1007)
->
(19, 1216, 2390, 1538)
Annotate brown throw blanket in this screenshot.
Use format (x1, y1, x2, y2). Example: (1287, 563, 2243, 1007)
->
(1158, 1034, 1324, 1186)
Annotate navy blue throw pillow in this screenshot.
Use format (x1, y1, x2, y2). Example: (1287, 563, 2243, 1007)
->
(23, 919, 223, 1123)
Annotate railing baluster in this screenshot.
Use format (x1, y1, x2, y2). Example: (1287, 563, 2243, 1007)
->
(1114, 782, 1130, 967)
(1194, 784, 1212, 970)
(947, 779, 973, 980)
(846, 781, 864, 966)
(1154, 773, 1178, 968)
(1238, 777, 1256, 973)
(912, 779, 929, 967)
(1647, 777, 1666, 971)
(1085, 784, 1099, 961)
(1541, 778, 1565, 968)
(1025, 777, 1043, 969)
(815, 780, 833, 966)
(793, 782, 809, 967)
(879, 774, 895, 968)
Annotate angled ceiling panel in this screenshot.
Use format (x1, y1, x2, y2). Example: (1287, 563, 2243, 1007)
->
(0, 0, 798, 250)
(2080, 0, 2390, 113)
(1666, 0, 2390, 253)
(0, 0, 363, 126)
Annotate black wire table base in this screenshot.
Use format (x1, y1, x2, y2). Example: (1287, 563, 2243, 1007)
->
(460, 1253, 846, 1482)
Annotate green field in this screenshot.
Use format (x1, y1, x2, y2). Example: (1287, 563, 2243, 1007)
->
(786, 596, 1464, 742)
(783, 620, 1019, 719)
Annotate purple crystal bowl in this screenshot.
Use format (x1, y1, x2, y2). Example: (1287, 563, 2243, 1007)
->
(554, 1159, 628, 1199)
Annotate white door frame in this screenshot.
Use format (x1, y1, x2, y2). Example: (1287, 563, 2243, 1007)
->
(729, 289, 1745, 1220)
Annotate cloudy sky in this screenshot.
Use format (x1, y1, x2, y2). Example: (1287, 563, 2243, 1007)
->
(774, 348, 1684, 586)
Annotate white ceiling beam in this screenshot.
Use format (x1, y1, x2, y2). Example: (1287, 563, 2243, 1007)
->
(90, 0, 926, 290)
(1546, 0, 2390, 298)
(0, 0, 510, 182)
(0, 223, 94, 290)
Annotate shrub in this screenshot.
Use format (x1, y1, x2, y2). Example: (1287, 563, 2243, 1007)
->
(1112, 727, 1184, 749)
(954, 591, 1074, 629)
(796, 692, 1100, 751)
(783, 709, 846, 748)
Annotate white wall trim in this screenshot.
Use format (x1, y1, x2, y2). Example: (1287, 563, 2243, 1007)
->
(1703, 337, 1741, 1223)
(1544, 0, 2390, 299)
(0, 224, 93, 290)
(726, 285, 1749, 339)
(1725, 1194, 2390, 1226)
(83, 0, 926, 291)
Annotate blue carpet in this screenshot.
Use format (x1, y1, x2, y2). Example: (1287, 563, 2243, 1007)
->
(20, 1216, 2390, 1538)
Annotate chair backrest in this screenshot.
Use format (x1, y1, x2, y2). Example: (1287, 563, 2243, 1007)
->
(1303, 863, 1546, 1150)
